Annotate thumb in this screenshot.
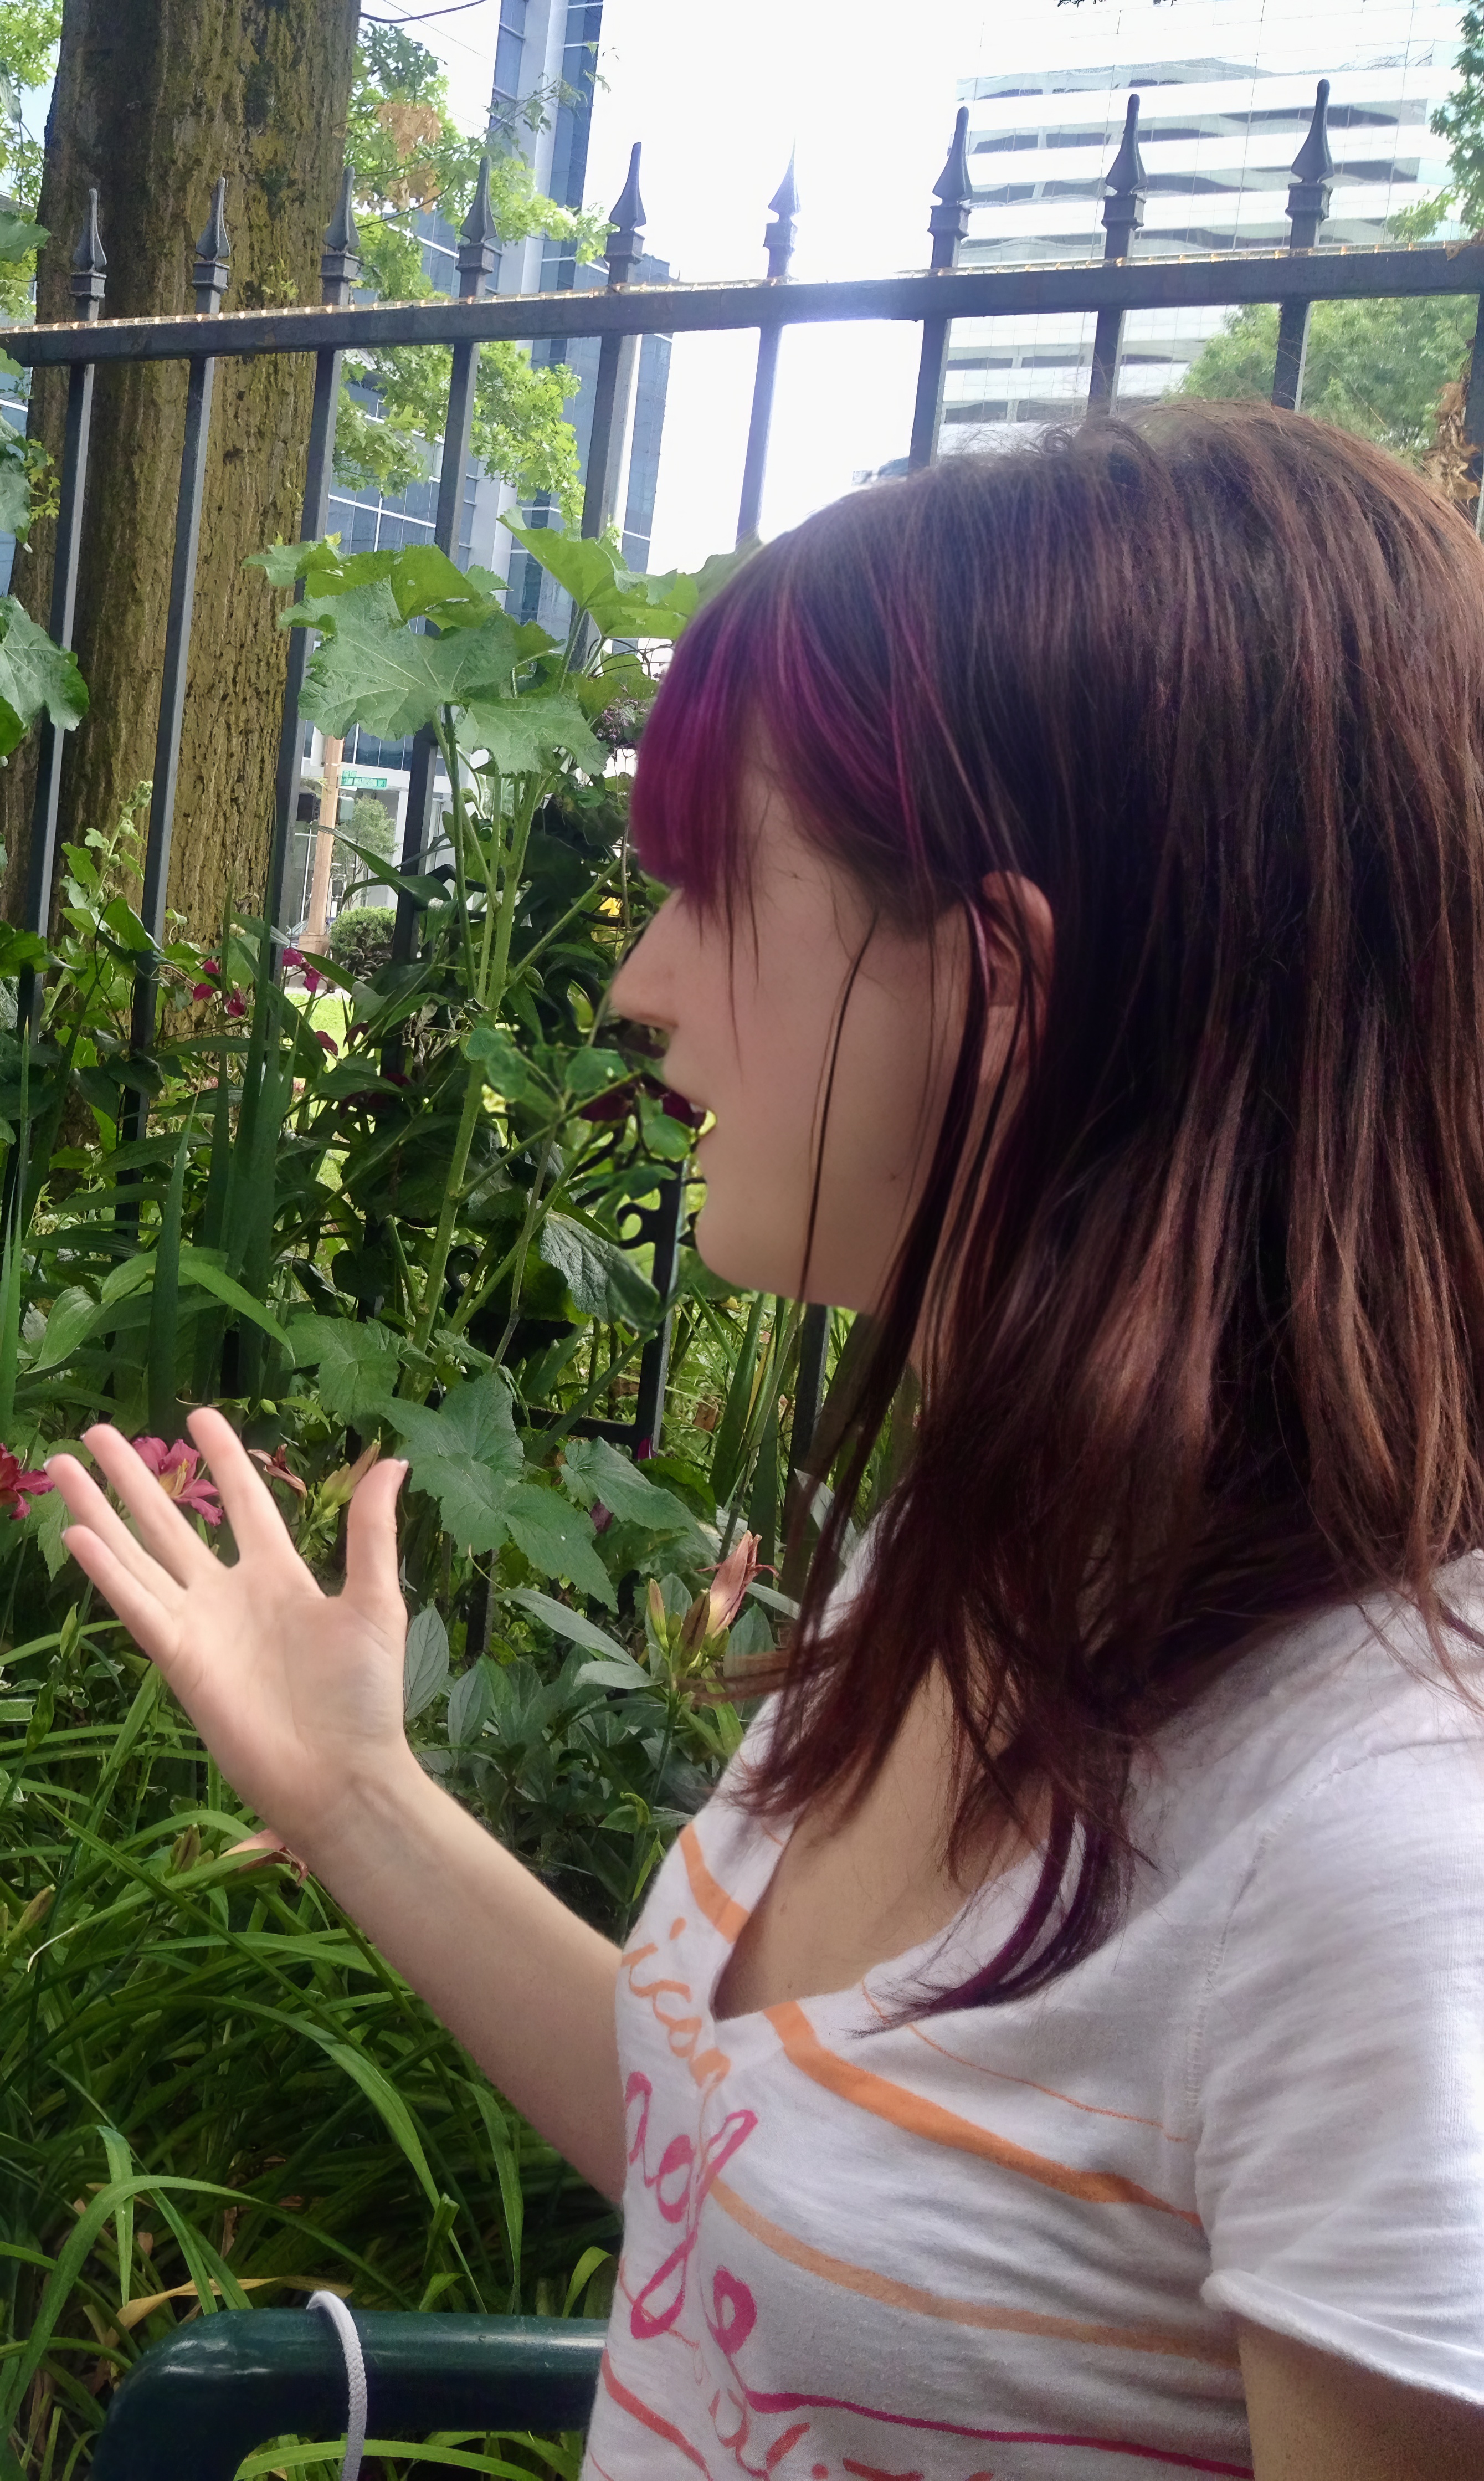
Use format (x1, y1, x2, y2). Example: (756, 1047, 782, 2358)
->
(343, 1456, 409, 1625)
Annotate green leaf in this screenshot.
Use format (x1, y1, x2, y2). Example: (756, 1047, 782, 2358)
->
(459, 690, 605, 778)
(576, 1652, 655, 1694)
(403, 1454, 515, 1556)
(446, 1654, 496, 1745)
(538, 1213, 660, 1327)
(99, 895, 155, 953)
(0, 213, 45, 265)
(381, 1375, 526, 1556)
(0, 444, 29, 546)
(562, 1048, 630, 1103)
(176, 1248, 287, 1347)
(286, 1314, 404, 1422)
(304, 2031, 441, 2210)
(502, 1483, 616, 1607)
(33, 1284, 96, 1374)
(296, 581, 520, 740)
(384, 1372, 522, 1473)
(466, 1022, 548, 1103)
(0, 599, 88, 759)
(505, 1586, 627, 1659)
(560, 1435, 693, 1534)
(0, 924, 47, 976)
(403, 1605, 450, 1719)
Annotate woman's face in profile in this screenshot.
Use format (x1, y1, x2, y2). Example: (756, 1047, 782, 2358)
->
(610, 773, 1034, 1309)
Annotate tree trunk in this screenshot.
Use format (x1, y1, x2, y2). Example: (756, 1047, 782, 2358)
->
(2, 0, 360, 941)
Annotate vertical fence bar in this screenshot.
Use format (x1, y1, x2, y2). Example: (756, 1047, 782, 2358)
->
(631, 1172, 684, 1456)
(907, 109, 971, 472)
(19, 191, 106, 1032)
(736, 155, 798, 543)
(390, 160, 499, 972)
(788, 1303, 830, 1483)
(266, 168, 361, 939)
(1087, 96, 1146, 416)
(126, 180, 231, 1121)
(1271, 82, 1333, 413)
(581, 144, 646, 541)
(1465, 301, 1484, 539)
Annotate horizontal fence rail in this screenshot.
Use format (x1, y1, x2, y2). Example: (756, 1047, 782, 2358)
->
(8, 74, 1484, 1459)
(11, 243, 1484, 367)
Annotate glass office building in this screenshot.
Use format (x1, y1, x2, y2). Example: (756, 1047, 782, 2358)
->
(943, 0, 1462, 443)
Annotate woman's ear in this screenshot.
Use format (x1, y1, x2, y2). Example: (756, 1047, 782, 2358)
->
(979, 872, 1055, 1058)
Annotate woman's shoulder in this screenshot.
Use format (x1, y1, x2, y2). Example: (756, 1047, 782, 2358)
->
(1137, 1555, 1484, 1880)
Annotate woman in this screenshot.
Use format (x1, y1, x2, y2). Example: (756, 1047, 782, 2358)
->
(49, 405, 1484, 2477)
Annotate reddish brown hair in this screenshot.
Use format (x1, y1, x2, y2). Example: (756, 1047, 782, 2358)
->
(630, 404, 1484, 2002)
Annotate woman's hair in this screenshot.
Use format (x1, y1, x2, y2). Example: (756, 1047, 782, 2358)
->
(629, 402, 1484, 2006)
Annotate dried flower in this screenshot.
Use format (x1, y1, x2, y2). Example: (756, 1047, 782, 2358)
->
(130, 1436, 223, 1526)
(590, 1499, 613, 1534)
(224, 1828, 309, 1884)
(248, 1444, 307, 1499)
(0, 1446, 52, 1521)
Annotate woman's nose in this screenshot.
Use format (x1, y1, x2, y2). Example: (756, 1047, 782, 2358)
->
(609, 900, 680, 1032)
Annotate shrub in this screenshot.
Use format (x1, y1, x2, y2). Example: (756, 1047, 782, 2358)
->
(329, 901, 394, 977)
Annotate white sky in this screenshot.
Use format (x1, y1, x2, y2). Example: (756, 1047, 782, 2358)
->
(13, 0, 1461, 565)
(336, 0, 1465, 568)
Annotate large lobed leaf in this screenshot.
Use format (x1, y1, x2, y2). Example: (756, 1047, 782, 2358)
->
(0, 598, 87, 757)
(295, 580, 522, 741)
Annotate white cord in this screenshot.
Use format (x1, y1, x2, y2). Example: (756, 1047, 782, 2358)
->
(308, 2290, 368, 2481)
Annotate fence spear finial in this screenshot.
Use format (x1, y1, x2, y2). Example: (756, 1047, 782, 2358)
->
(193, 175, 230, 313)
(456, 155, 499, 298)
(1101, 94, 1147, 262)
(321, 165, 362, 306)
(765, 149, 800, 279)
(606, 141, 646, 286)
(70, 187, 106, 314)
(1286, 79, 1334, 250)
(928, 105, 972, 270)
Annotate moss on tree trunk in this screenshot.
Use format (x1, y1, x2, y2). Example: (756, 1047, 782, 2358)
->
(2, 0, 360, 940)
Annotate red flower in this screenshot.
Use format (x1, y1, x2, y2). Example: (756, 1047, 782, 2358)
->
(301, 966, 327, 997)
(130, 1436, 223, 1526)
(314, 1030, 338, 1055)
(282, 947, 304, 971)
(0, 1445, 52, 1521)
(200, 957, 221, 980)
(225, 991, 247, 1020)
(191, 982, 215, 1003)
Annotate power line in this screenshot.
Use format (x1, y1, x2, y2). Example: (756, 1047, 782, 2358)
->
(361, 1, 491, 23)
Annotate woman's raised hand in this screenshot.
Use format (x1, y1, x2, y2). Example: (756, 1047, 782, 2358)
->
(46, 1411, 415, 1863)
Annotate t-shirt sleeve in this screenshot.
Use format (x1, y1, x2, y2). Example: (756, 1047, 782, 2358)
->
(1194, 1732, 1484, 2403)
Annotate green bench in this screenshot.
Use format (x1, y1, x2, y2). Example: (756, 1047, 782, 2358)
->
(89, 2310, 608, 2479)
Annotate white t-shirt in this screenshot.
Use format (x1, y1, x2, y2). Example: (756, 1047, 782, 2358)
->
(583, 1566, 1484, 2479)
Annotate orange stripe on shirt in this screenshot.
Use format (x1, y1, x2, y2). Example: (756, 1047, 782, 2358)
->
(765, 2000, 1200, 2226)
(679, 1821, 752, 1945)
(711, 2177, 1236, 2367)
(600, 2347, 718, 2475)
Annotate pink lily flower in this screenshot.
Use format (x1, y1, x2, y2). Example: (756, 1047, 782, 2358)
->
(0, 1445, 52, 1521)
(706, 1531, 762, 1634)
(130, 1436, 223, 1526)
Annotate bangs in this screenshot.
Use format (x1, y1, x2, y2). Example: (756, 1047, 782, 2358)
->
(629, 493, 985, 925)
(628, 566, 762, 909)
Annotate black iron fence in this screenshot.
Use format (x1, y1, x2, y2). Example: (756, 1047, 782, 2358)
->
(6, 78, 1484, 1461)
